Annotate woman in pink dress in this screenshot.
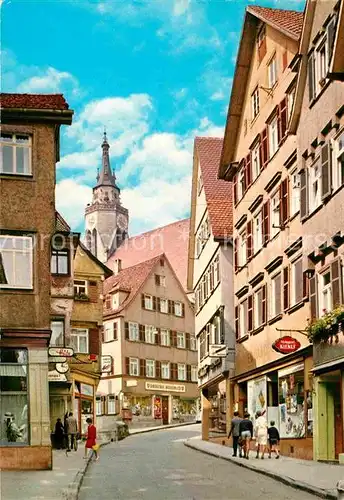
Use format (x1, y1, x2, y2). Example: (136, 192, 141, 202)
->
(84, 418, 98, 460)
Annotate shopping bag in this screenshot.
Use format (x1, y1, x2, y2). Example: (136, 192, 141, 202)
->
(92, 444, 100, 452)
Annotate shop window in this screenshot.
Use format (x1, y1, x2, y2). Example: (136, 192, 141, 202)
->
(177, 363, 186, 381)
(70, 328, 89, 353)
(0, 235, 33, 289)
(177, 331, 185, 349)
(160, 329, 170, 347)
(160, 298, 168, 313)
(146, 359, 155, 378)
(145, 325, 155, 344)
(129, 358, 139, 376)
(50, 320, 64, 346)
(0, 133, 31, 175)
(278, 364, 306, 438)
(129, 322, 139, 341)
(161, 362, 170, 379)
(191, 365, 198, 382)
(0, 348, 29, 445)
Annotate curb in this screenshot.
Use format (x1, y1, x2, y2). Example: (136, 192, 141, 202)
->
(62, 441, 110, 500)
(129, 421, 198, 436)
(184, 441, 337, 500)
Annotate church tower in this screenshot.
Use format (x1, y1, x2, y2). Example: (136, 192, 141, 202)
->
(84, 132, 129, 263)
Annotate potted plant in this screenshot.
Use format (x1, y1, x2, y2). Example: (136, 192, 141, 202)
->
(75, 292, 89, 301)
(306, 305, 344, 343)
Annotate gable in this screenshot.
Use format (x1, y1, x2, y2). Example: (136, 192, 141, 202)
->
(74, 245, 111, 278)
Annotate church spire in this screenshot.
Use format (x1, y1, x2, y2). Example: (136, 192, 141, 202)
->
(96, 131, 117, 187)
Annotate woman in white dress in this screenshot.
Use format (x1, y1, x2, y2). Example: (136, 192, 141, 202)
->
(254, 410, 268, 459)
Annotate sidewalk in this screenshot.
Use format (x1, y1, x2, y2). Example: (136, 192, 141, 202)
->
(184, 438, 342, 499)
(129, 421, 198, 435)
(0, 442, 109, 500)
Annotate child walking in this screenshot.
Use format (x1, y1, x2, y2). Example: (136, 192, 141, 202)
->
(84, 418, 99, 461)
(268, 421, 280, 459)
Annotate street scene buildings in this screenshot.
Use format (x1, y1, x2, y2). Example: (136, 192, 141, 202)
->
(1, 0, 344, 489)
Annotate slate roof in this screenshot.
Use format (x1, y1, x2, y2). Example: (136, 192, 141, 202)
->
(104, 254, 163, 313)
(247, 6, 304, 40)
(0, 93, 69, 110)
(107, 219, 190, 290)
(195, 137, 233, 239)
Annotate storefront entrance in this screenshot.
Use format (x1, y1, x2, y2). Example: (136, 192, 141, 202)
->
(162, 396, 169, 425)
(74, 382, 94, 434)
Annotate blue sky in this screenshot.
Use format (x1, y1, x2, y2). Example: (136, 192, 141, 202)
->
(2, 0, 304, 236)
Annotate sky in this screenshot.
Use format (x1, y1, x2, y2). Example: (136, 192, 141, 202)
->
(1, 0, 304, 236)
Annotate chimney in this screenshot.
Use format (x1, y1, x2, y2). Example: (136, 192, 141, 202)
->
(114, 259, 122, 275)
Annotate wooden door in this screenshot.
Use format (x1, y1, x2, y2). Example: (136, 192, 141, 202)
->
(162, 396, 169, 425)
(334, 382, 343, 459)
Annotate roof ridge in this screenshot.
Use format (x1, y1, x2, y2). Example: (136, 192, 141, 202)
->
(195, 136, 223, 141)
(116, 253, 164, 273)
(248, 5, 303, 14)
(124, 218, 190, 241)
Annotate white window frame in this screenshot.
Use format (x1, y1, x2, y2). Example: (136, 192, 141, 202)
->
(0, 235, 33, 289)
(191, 365, 198, 382)
(270, 272, 282, 318)
(107, 395, 116, 415)
(287, 88, 296, 121)
(50, 320, 64, 347)
(146, 359, 155, 378)
(291, 257, 303, 306)
(269, 116, 279, 158)
(144, 294, 153, 310)
(190, 335, 197, 351)
(333, 130, 344, 190)
(309, 158, 321, 213)
(161, 362, 170, 379)
(251, 87, 260, 120)
(254, 288, 263, 329)
(177, 331, 185, 349)
(252, 143, 260, 180)
(0, 133, 32, 175)
(174, 301, 183, 317)
(316, 38, 328, 93)
(104, 324, 113, 343)
(74, 280, 87, 296)
(238, 167, 245, 200)
(156, 275, 166, 287)
(270, 190, 280, 238)
(290, 170, 301, 216)
(145, 325, 155, 344)
(253, 211, 263, 253)
(214, 255, 220, 284)
(96, 397, 103, 416)
(160, 328, 170, 346)
(319, 269, 332, 315)
(177, 363, 186, 381)
(239, 299, 248, 339)
(70, 328, 89, 354)
(129, 322, 139, 341)
(268, 54, 277, 88)
(129, 357, 139, 376)
(160, 298, 168, 313)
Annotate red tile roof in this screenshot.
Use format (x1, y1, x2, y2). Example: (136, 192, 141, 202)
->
(195, 137, 233, 239)
(1, 93, 69, 110)
(104, 254, 163, 313)
(247, 6, 304, 40)
(107, 219, 190, 290)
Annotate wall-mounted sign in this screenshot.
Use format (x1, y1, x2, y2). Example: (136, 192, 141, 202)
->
(49, 356, 67, 363)
(56, 362, 69, 374)
(209, 344, 227, 358)
(126, 380, 138, 387)
(145, 382, 185, 393)
(272, 336, 301, 355)
(101, 355, 112, 373)
(49, 347, 74, 358)
(48, 370, 67, 382)
(80, 383, 94, 396)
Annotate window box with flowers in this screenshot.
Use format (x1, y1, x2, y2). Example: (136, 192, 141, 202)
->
(74, 292, 89, 301)
(306, 305, 344, 343)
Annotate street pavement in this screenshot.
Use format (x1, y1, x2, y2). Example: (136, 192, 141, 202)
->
(79, 424, 318, 500)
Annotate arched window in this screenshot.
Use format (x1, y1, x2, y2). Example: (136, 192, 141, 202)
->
(92, 228, 97, 257)
(86, 230, 92, 251)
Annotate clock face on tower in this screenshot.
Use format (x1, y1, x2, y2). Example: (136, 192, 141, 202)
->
(117, 214, 127, 230)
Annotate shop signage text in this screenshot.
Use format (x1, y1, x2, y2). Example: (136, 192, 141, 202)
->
(209, 344, 227, 358)
(49, 347, 74, 358)
(48, 370, 67, 382)
(126, 380, 138, 387)
(272, 336, 301, 355)
(101, 355, 112, 373)
(145, 382, 185, 393)
(49, 356, 67, 363)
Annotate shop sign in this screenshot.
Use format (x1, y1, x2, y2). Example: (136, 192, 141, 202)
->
(49, 356, 67, 363)
(80, 383, 94, 396)
(48, 370, 67, 382)
(145, 382, 185, 393)
(272, 336, 301, 355)
(49, 347, 74, 358)
(56, 362, 69, 374)
(126, 380, 138, 387)
(154, 396, 162, 419)
(209, 344, 227, 358)
(101, 355, 112, 373)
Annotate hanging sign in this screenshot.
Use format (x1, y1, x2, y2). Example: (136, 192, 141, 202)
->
(48, 370, 67, 382)
(101, 355, 112, 373)
(272, 336, 301, 355)
(49, 356, 67, 363)
(49, 347, 74, 358)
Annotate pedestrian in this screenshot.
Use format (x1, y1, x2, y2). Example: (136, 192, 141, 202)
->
(268, 420, 280, 459)
(54, 418, 65, 449)
(66, 412, 78, 452)
(238, 412, 253, 460)
(228, 411, 242, 457)
(84, 417, 98, 461)
(63, 412, 69, 450)
(254, 410, 268, 459)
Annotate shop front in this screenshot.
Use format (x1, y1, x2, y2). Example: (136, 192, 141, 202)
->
(233, 353, 314, 460)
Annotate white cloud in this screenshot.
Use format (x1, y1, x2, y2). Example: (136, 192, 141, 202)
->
(173, 0, 191, 18)
(17, 67, 81, 96)
(55, 179, 92, 230)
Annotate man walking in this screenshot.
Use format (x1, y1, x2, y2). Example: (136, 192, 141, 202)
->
(66, 412, 78, 452)
(228, 411, 242, 457)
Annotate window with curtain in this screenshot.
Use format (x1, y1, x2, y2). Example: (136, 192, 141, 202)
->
(0, 348, 29, 446)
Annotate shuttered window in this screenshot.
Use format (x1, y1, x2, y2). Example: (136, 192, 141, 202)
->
(283, 266, 290, 311)
(321, 142, 332, 199)
(308, 52, 315, 102)
(271, 273, 282, 317)
(291, 258, 303, 306)
(280, 178, 289, 227)
(300, 167, 308, 220)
